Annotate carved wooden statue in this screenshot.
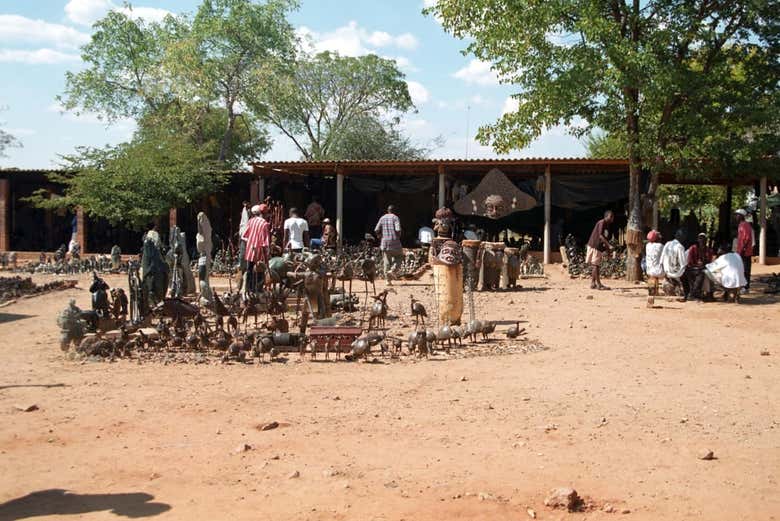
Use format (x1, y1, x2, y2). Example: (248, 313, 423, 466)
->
(196, 212, 214, 305)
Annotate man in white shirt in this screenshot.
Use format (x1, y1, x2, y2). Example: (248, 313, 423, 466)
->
(660, 229, 687, 296)
(644, 230, 664, 304)
(283, 207, 309, 253)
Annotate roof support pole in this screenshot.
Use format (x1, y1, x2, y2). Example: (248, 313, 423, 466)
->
(257, 177, 265, 202)
(336, 168, 344, 248)
(652, 193, 660, 230)
(76, 206, 86, 255)
(543, 164, 552, 264)
(169, 208, 177, 230)
(759, 176, 767, 265)
(0, 178, 9, 252)
(437, 164, 446, 208)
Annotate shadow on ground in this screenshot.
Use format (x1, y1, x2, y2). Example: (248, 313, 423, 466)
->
(0, 313, 35, 325)
(0, 489, 171, 520)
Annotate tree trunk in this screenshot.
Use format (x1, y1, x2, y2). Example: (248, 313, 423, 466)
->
(218, 102, 236, 163)
(625, 91, 643, 282)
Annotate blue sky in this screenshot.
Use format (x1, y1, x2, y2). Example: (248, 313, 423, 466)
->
(0, 0, 585, 169)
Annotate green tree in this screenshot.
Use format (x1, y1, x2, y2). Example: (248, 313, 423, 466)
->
(58, 0, 296, 163)
(251, 51, 415, 160)
(166, 0, 297, 161)
(425, 0, 777, 279)
(0, 108, 21, 158)
(584, 132, 626, 159)
(326, 115, 440, 160)
(30, 131, 227, 230)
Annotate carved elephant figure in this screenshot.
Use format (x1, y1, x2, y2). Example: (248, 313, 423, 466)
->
(478, 243, 505, 291)
(503, 247, 520, 289)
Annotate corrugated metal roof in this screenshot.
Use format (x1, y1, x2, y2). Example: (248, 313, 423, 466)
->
(252, 157, 627, 166)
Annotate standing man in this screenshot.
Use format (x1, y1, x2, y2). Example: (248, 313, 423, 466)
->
(645, 230, 664, 300)
(305, 196, 325, 239)
(321, 217, 338, 250)
(237, 201, 250, 290)
(734, 209, 753, 293)
(241, 204, 270, 294)
(283, 207, 309, 253)
(586, 210, 614, 290)
(375, 205, 403, 285)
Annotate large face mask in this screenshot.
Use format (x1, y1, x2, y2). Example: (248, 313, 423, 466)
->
(437, 240, 462, 265)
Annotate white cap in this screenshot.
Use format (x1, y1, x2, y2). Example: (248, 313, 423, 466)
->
(251, 204, 262, 215)
(735, 208, 747, 216)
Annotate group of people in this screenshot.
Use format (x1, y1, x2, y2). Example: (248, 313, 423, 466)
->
(644, 209, 753, 301)
(585, 208, 754, 300)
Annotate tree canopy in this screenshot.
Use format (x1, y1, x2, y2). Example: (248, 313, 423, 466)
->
(251, 51, 415, 160)
(426, 0, 778, 278)
(30, 131, 227, 230)
(0, 108, 21, 158)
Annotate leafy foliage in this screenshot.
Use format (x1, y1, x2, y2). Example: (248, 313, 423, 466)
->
(58, 0, 296, 163)
(425, 0, 778, 238)
(0, 108, 21, 158)
(251, 51, 415, 160)
(326, 115, 440, 160)
(29, 131, 226, 230)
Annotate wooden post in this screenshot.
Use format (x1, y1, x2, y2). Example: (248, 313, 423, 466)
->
(249, 179, 259, 205)
(759, 176, 767, 265)
(652, 196, 659, 230)
(543, 164, 551, 264)
(0, 178, 9, 251)
(336, 168, 344, 246)
(437, 164, 446, 208)
(258, 177, 265, 202)
(169, 208, 177, 230)
(76, 206, 86, 254)
(0, 178, 9, 252)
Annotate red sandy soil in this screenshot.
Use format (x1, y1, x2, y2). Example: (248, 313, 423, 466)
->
(0, 266, 779, 521)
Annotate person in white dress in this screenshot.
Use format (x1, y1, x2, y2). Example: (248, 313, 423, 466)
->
(660, 229, 687, 296)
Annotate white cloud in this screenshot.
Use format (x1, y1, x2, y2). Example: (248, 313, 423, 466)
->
(383, 55, 417, 72)
(296, 22, 419, 57)
(453, 59, 499, 86)
(366, 30, 392, 47)
(502, 96, 520, 116)
(406, 80, 430, 105)
(0, 15, 90, 50)
(117, 5, 173, 24)
(0, 49, 81, 64)
(395, 33, 419, 50)
(65, 0, 172, 26)
(65, 0, 112, 26)
(3, 127, 36, 137)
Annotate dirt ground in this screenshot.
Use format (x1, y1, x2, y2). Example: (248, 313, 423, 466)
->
(1, 265, 779, 521)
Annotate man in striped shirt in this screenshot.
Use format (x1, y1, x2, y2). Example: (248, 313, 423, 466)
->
(242, 204, 270, 293)
(374, 205, 403, 284)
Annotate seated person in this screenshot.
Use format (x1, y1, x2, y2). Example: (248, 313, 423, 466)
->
(660, 229, 687, 297)
(704, 248, 747, 301)
(686, 232, 714, 300)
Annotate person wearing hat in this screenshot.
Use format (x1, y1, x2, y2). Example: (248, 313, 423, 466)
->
(321, 217, 338, 250)
(734, 209, 753, 292)
(686, 232, 715, 300)
(241, 203, 270, 293)
(645, 230, 664, 301)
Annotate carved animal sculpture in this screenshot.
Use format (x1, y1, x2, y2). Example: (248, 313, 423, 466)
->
(368, 288, 394, 330)
(506, 321, 523, 339)
(410, 296, 427, 326)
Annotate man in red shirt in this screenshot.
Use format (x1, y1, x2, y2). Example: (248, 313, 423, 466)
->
(686, 232, 714, 300)
(242, 204, 271, 293)
(735, 209, 753, 292)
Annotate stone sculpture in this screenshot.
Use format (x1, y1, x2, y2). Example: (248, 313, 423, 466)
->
(196, 212, 213, 305)
(168, 225, 195, 298)
(56, 299, 85, 351)
(110, 245, 121, 270)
